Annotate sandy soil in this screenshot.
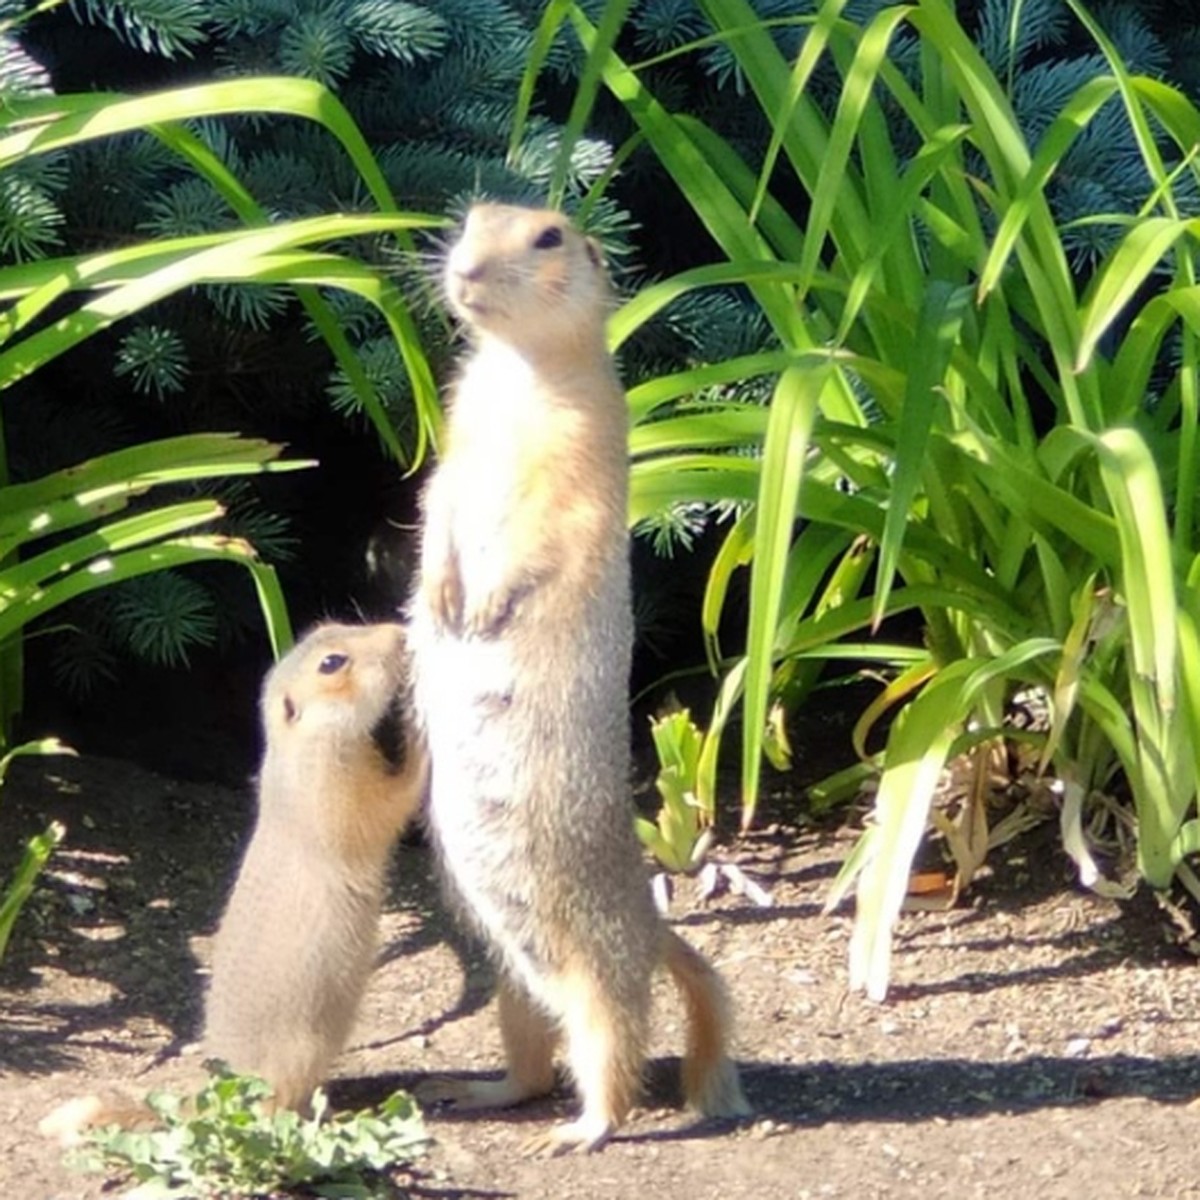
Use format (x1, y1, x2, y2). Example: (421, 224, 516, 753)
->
(3, 752, 1200, 1200)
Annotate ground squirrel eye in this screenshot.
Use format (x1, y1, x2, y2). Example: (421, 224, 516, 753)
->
(318, 652, 349, 675)
(532, 226, 564, 250)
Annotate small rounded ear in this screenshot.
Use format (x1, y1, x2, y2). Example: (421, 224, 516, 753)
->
(584, 236, 603, 270)
(282, 695, 298, 724)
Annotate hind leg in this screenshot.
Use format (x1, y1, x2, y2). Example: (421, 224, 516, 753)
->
(418, 976, 559, 1110)
(525, 963, 649, 1156)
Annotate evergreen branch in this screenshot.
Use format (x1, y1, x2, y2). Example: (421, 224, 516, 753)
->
(347, 0, 449, 64)
(71, 0, 209, 58)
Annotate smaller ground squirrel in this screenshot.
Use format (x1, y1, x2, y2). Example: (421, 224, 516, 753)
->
(204, 620, 426, 1112)
(410, 203, 750, 1153)
(40, 621, 426, 1143)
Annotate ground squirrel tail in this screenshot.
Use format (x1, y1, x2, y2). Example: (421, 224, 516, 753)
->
(663, 929, 752, 1119)
(38, 1090, 155, 1146)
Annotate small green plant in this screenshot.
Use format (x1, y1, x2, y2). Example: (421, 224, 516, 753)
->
(640, 707, 774, 910)
(638, 707, 714, 875)
(74, 1063, 428, 1200)
(0, 737, 71, 960)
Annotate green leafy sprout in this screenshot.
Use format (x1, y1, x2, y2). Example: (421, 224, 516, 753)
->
(0, 737, 72, 961)
(637, 707, 715, 874)
(73, 1062, 428, 1200)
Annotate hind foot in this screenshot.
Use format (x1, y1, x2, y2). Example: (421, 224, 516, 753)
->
(521, 1114, 613, 1157)
(415, 1072, 550, 1113)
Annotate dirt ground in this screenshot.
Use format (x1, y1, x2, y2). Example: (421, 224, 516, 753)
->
(4, 751, 1200, 1200)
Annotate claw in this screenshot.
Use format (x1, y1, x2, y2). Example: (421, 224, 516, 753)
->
(422, 553, 465, 635)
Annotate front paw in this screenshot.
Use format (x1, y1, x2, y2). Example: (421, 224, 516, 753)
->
(463, 583, 528, 639)
(423, 561, 465, 635)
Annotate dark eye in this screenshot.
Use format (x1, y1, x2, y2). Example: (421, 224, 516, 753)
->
(318, 652, 349, 675)
(532, 226, 564, 250)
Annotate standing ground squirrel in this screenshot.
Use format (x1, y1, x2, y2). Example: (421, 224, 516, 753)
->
(409, 203, 750, 1153)
(204, 620, 427, 1112)
(40, 621, 426, 1143)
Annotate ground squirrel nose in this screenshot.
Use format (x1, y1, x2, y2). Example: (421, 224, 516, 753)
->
(447, 240, 485, 284)
(446, 252, 485, 314)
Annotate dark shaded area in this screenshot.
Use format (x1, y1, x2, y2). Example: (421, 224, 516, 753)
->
(342, 1049, 1200, 1135)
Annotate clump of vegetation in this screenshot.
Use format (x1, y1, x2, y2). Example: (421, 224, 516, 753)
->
(538, 0, 1200, 997)
(73, 1064, 427, 1199)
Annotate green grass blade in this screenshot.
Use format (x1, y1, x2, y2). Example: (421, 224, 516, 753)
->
(1075, 218, 1192, 372)
(962, 433, 1118, 565)
(569, 4, 807, 348)
(849, 659, 973, 998)
(1065, 1, 1175, 216)
(550, 0, 635, 206)
(837, 122, 970, 343)
(627, 353, 806, 424)
(0, 535, 285, 644)
(792, 4, 911, 292)
(0, 435, 305, 555)
(245, 562, 294, 659)
(628, 408, 768, 456)
(978, 75, 1118, 299)
(751, 0, 842, 222)
(701, 512, 756, 674)
(740, 363, 828, 829)
(2, 501, 224, 594)
(1094, 428, 1176, 709)
(507, 0, 573, 163)
(629, 458, 760, 524)
(694, 0, 867, 251)
(851, 638, 1058, 997)
(0, 224, 443, 463)
(873, 281, 971, 626)
(0, 818, 64, 960)
(697, 658, 747, 816)
(1, 81, 393, 208)
(1176, 606, 1200, 801)
(611, 262, 832, 352)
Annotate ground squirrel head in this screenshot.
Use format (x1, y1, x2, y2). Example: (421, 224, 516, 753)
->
(444, 204, 609, 350)
(262, 622, 411, 762)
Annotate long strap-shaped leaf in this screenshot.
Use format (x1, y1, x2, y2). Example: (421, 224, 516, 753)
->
(740, 364, 827, 828)
(1, 82, 444, 465)
(848, 639, 1058, 999)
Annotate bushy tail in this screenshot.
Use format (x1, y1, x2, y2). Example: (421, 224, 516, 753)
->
(662, 929, 751, 1118)
(38, 1090, 156, 1147)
